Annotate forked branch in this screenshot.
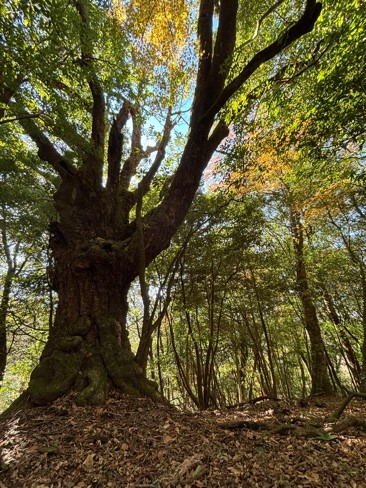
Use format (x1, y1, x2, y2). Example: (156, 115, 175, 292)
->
(134, 108, 174, 200)
(119, 105, 148, 191)
(107, 101, 131, 190)
(203, 0, 322, 120)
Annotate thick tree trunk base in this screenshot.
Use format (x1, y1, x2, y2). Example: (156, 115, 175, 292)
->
(28, 357, 160, 407)
(27, 316, 162, 406)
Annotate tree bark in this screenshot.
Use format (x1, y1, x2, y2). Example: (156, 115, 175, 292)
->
(0, 268, 13, 382)
(289, 206, 333, 395)
(28, 252, 159, 404)
(0, 217, 18, 382)
(28, 183, 160, 405)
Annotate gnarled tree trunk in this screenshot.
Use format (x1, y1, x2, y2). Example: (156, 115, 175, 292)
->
(16, 0, 321, 406)
(29, 232, 157, 405)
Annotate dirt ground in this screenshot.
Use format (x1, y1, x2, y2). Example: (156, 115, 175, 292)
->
(0, 393, 365, 487)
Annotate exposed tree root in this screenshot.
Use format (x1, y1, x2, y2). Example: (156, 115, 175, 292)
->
(226, 396, 280, 409)
(331, 416, 366, 433)
(219, 417, 366, 437)
(0, 391, 33, 419)
(326, 392, 366, 422)
(220, 393, 366, 438)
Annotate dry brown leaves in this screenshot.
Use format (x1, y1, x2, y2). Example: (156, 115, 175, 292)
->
(0, 394, 365, 487)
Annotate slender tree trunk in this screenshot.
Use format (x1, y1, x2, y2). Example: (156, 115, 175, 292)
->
(0, 268, 14, 382)
(322, 287, 361, 388)
(327, 208, 366, 391)
(0, 218, 18, 382)
(289, 206, 333, 395)
(359, 268, 366, 391)
(249, 267, 277, 397)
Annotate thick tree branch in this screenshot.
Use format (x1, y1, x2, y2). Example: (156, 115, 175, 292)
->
(0, 73, 25, 120)
(203, 0, 322, 120)
(195, 0, 215, 96)
(74, 0, 105, 182)
(229, 40, 328, 121)
(209, 0, 238, 98)
(206, 120, 230, 157)
(50, 113, 93, 157)
(17, 113, 77, 179)
(107, 102, 131, 191)
(130, 0, 321, 274)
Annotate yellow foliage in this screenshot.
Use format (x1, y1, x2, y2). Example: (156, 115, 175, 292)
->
(225, 121, 357, 227)
(111, 0, 192, 102)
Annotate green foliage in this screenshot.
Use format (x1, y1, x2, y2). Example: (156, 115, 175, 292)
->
(0, 330, 47, 411)
(1, 0, 130, 164)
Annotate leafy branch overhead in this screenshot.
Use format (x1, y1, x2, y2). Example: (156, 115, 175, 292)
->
(3, 0, 322, 264)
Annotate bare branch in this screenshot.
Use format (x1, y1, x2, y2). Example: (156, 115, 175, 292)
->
(240, 0, 286, 50)
(0, 112, 45, 126)
(133, 108, 174, 199)
(119, 105, 144, 191)
(119, 106, 167, 193)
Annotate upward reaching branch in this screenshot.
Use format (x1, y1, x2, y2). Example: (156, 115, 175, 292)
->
(134, 108, 174, 200)
(74, 0, 105, 184)
(196, 0, 215, 98)
(16, 112, 77, 179)
(119, 105, 145, 191)
(0, 73, 25, 120)
(107, 102, 131, 191)
(203, 0, 322, 120)
(209, 0, 238, 98)
(141, 0, 321, 267)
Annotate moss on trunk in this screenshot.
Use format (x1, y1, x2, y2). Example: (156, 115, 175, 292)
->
(25, 240, 161, 406)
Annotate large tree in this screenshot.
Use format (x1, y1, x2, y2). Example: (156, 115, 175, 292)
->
(2, 0, 321, 406)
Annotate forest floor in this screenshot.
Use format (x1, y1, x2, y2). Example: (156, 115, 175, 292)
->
(0, 393, 365, 487)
